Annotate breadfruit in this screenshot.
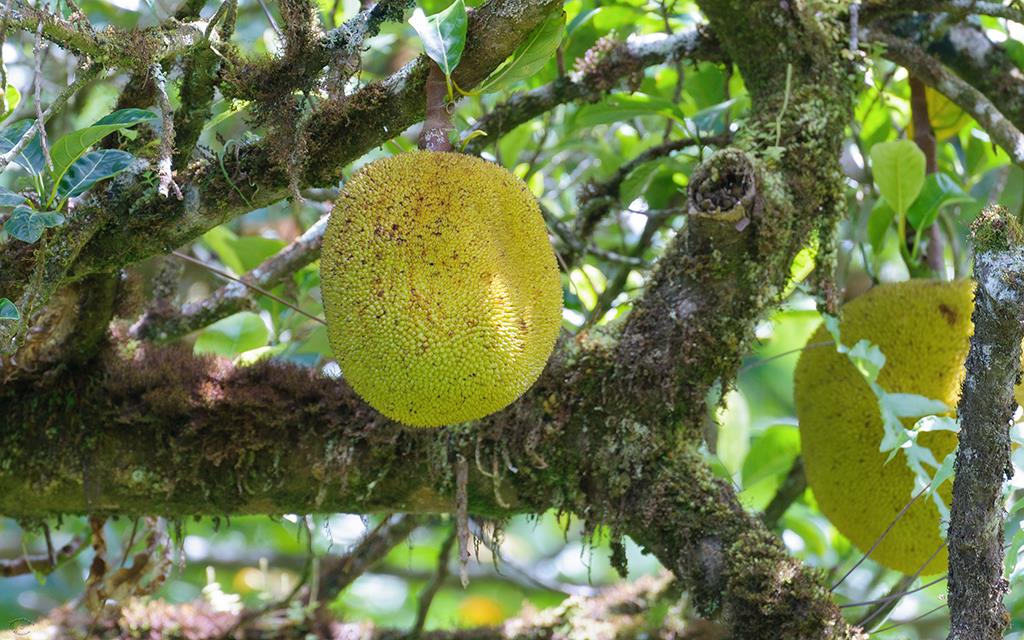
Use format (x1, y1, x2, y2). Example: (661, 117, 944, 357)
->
(795, 279, 973, 575)
(320, 151, 563, 427)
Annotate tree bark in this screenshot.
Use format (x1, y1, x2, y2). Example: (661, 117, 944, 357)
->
(946, 207, 1024, 640)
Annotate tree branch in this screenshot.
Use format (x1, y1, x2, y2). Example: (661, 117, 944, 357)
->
(130, 213, 329, 342)
(868, 29, 1024, 166)
(946, 206, 1024, 640)
(873, 19, 1024, 135)
(465, 28, 724, 154)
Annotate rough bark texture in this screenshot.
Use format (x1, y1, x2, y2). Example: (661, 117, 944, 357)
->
(4, 0, 1022, 637)
(946, 207, 1024, 640)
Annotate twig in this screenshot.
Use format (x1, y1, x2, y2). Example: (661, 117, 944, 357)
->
(410, 530, 456, 639)
(256, 0, 283, 37)
(467, 520, 598, 596)
(169, 250, 327, 327)
(0, 535, 86, 577)
(831, 483, 931, 590)
(872, 603, 948, 634)
(946, 206, 1024, 640)
(575, 134, 731, 241)
(858, 541, 946, 629)
(151, 63, 181, 200)
(132, 214, 329, 341)
(33, 6, 52, 171)
(762, 456, 806, 529)
(316, 514, 420, 603)
(0, 63, 100, 174)
(465, 28, 725, 155)
(841, 574, 945, 608)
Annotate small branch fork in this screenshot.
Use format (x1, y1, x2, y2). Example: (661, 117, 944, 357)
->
(946, 206, 1024, 640)
(0, 535, 87, 577)
(130, 213, 330, 342)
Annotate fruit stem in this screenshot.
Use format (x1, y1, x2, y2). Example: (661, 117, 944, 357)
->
(419, 61, 454, 152)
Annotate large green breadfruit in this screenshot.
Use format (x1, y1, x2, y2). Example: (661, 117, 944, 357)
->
(320, 151, 563, 427)
(794, 279, 973, 576)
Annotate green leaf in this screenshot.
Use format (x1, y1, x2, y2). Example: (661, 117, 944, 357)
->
(692, 98, 743, 135)
(194, 311, 270, 358)
(905, 173, 973, 230)
(0, 120, 45, 176)
(619, 161, 661, 205)
(474, 10, 565, 94)
(3, 205, 62, 243)
(0, 85, 20, 121)
(870, 139, 926, 215)
(202, 226, 285, 275)
(0, 186, 25, 207)
(741, 425, 800, 488)
(409, 0, 467, 95)
(0, 297, 18, 321)
(716, 389, 750, 476)
(575, 93, 684, 127)
(49, 109, 154, 202)
(56, 149, 133, 200)
(867, 197, 896, 253)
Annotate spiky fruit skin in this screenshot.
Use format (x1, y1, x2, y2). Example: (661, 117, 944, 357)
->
(320, 151, 563, 427)
(795, 279, 976, 575)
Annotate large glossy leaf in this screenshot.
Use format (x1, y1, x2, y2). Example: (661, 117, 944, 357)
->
(56, 149, 133, 200)
(0, 297, 18, 321)
(0, 120, 45, 176)
(870, 139, 925, 215)
(409, 0, 467, 93)
(3, 205, 64, 243)
(48, 109, 155, 202)
(194, 311, 270, 358)
(905, 173, 973, 230)
(474, 10, 565, 94)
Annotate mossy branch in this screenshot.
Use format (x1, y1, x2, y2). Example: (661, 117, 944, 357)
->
(946, 206, 1024, 640)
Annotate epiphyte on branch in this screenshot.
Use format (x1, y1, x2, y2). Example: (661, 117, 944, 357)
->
(320, 151, 563, 427)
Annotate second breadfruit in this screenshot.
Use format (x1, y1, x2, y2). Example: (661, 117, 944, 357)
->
(795, 279, 970, 575)
(320, 151, 563, 427)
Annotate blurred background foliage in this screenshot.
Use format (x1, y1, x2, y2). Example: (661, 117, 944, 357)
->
(0, 0, 1023, 637)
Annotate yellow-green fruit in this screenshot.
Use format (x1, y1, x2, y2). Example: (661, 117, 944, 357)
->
(320, 151, 563, 427)
(795, 279, 975, 575)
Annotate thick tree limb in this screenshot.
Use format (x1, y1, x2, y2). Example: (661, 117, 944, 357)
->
(3, 6, 215, 66)
(946, 206, 1024, 640)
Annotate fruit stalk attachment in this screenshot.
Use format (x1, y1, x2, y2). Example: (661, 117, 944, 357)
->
(418, 61, 454, 152)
